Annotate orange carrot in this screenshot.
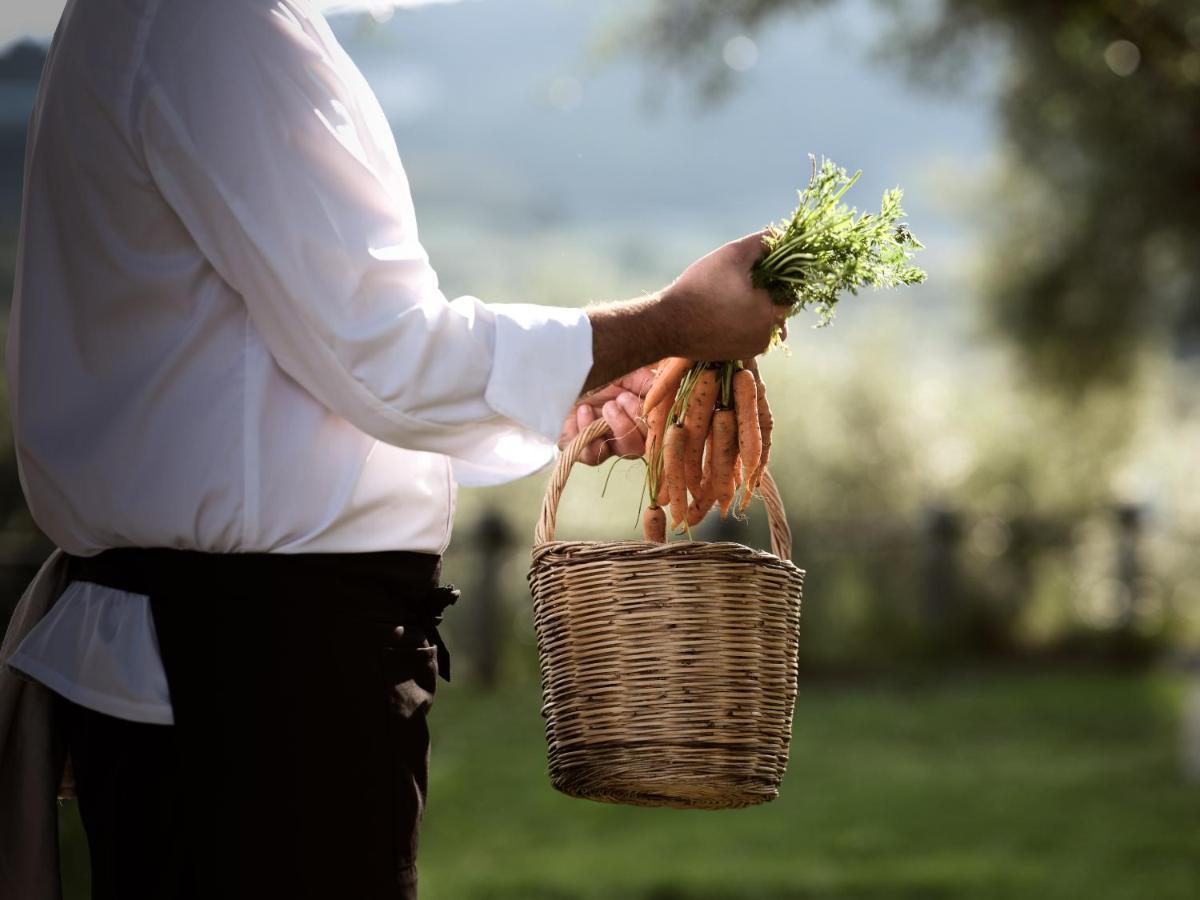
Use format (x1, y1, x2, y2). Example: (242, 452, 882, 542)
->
(732, 369, 762, 489)
(686, 427, 716, 526)
(712, 408, 738, 517)
(663, 423, 688, 529)
(682, 369, 718, 502)
(641, 357, 693, 416)
(642, 505, 666, 543)
(701, 426, 715, 496)
(744, 377, 774, 505)
(643, 400, 669, 508)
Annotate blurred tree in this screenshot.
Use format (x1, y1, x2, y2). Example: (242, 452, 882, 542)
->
(624, 0, 1200, 388)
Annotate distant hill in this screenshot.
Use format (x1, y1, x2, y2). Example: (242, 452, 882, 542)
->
(0, 40, 45, 81)
(0, 41, 44, 224)
(0, 130, 25, 226)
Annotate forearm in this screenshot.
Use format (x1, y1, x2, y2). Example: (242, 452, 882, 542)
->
(582, 291, 677, 394)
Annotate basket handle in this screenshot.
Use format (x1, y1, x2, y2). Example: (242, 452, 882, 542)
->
(534, 417, 793, 561)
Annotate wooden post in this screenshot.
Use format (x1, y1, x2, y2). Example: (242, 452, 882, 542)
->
(1183, 667, 1200, 784)
(468, 508, 513, 690)
(922, 505, 961, 642)
(1114, 503, 1143, 626)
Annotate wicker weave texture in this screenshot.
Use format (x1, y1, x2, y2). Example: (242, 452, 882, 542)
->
(528, 418, 805, 809)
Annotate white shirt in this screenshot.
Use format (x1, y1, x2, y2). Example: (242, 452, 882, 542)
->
(5, 0, 593, 724)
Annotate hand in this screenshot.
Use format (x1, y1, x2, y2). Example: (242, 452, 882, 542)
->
(661, 231, 787, 362)
(558, 367, 655, 465)
(579, 232, 786, 395)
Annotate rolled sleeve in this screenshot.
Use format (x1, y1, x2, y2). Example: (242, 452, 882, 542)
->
(485, 304, 594, 442)
(449, 304, 592, 487)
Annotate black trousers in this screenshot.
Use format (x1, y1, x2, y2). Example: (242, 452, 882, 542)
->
(57, 549, 455, 900)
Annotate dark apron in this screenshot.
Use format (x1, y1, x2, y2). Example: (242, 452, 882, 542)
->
(60, 548, 458, 900)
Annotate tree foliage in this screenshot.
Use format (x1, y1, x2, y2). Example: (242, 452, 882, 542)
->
(627, 0, 1200, 387)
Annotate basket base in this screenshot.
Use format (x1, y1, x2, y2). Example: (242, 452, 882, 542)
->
(551, 773, 779, 810)
(548, 745, 784, 810)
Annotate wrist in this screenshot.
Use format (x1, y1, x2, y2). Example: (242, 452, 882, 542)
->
(582, 292, 673, 393)
(638, 288, 681, 362)
(654, 282, 700, 360)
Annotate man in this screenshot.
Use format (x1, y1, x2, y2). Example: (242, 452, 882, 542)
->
(2, 0, 782, 897)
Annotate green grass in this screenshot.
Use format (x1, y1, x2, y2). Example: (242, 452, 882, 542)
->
(58, 669, 1200, 899)
(417, 670, 1200, 900)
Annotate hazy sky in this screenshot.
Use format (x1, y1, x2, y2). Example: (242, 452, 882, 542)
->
(0, 1, 464, 46)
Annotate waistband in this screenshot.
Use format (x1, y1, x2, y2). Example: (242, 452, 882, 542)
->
(64, 548, 458, 680)
(66, 547, 442, 595)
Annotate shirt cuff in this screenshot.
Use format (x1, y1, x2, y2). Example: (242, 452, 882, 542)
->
(483, 303, 594, 443)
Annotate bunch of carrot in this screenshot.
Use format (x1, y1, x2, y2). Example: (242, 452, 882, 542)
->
(635, 156, 925, 542)
(641, 358, 773, 542)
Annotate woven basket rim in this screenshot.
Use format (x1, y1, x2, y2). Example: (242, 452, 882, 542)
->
(531, 537, 805, 577)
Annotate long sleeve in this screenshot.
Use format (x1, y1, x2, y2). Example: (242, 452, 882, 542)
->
(134, 0, 592, 484)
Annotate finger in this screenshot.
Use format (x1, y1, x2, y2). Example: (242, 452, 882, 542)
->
(579, 382, 623, 407)
(602, 399, 638, 457)
(576, 404, 602, 466)
(578, 402, 600, 432)
(602, 399, 643, 460)
(616, 391, 648, 437)
(618, 366, 657, 399)
(557, 410, 579, 450)
(586, 366, 656, 405)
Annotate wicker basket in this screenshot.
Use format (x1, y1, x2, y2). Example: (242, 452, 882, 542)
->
(528, 417, 805, 810)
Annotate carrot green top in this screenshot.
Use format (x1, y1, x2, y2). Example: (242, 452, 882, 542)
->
(752, 156, 927, 327)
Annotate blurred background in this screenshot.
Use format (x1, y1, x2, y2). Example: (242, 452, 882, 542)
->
(2, 0, 1199, 897)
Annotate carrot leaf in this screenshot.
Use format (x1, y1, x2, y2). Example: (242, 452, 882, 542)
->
(752, 155, 926, 327)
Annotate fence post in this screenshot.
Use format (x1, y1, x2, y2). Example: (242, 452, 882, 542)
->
(468, 508, 513, 690)
(922, 505, 961, 641)
(1114, 503, 1144, 625)
(1184, 668, 1200, 784)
